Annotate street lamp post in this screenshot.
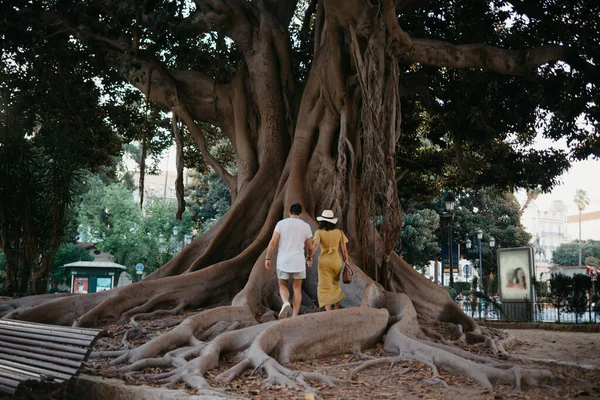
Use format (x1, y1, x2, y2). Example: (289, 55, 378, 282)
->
(465, 238, 472, 284)
(173, 226, 179, 253)
(477, 229, 483, 291)
(445, 195, 456, 288)
(488, 236, 495, 296)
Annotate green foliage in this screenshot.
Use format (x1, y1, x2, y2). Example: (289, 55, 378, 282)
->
(77, 179, 194, 277)
(398, 188, 528, 277)
(0, 133, 88, 295)
(396, 1, 598, 200)
(574, 189, 591, 212)
(452, 189, 530, 277)
(570, 274, 591, 323)
(453, 281, 471, 297)
(186, 171, 231, 233)
(0, 251, 5, 292)
(48, 244, 94, 292)
(549, 273, 576, 323)
(585, 256, 600, 267)
(398, 209, 440, 267)
(552, 240, 600, 266)
(534, 279, 550, 300)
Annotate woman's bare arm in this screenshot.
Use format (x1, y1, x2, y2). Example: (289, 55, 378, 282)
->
(312, 236, 320, 253)
(341, 241, 349, 264)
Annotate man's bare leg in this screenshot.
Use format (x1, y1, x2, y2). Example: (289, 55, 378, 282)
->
(278, 278, 290, 304)
(292, 279, 303, 317)
(334, 303, 340, 310)
(324, 304, 331, 311)
(278, 278, 292, 319)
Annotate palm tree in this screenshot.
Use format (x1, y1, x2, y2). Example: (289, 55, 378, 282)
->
(519, 187, 542, 217)
(573, 189, 590, 266)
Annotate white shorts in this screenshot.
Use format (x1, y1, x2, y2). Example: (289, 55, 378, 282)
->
(277, 269, 306, 280)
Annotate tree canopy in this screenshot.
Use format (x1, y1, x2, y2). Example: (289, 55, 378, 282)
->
(552, 240, 600, 266)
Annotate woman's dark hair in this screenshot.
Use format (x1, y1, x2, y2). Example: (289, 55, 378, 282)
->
(318, 221, 335, 231)
(511, 268, 526, 285)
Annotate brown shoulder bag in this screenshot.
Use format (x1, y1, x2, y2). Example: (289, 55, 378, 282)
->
(342, 262, 354, 284)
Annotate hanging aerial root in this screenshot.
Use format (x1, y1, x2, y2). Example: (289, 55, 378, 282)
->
(217, 308, 389, 390)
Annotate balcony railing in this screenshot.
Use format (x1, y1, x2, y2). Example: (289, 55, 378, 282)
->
(539, 231, 564, 237)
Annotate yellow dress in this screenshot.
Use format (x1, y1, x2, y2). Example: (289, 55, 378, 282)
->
(314, 229, 348, 307)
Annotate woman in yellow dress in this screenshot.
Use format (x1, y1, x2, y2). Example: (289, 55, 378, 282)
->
(312, 210, 349, 311)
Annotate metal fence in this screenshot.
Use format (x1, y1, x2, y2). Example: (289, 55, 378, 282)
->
(457, 301, 600, 324)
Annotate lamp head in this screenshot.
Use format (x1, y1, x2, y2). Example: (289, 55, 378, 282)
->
(444, 193, 456, 212)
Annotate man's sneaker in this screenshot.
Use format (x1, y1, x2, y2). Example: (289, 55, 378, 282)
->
(279, 301, 291, 319)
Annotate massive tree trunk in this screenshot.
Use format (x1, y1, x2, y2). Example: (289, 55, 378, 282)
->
(1, 0, 574, 392)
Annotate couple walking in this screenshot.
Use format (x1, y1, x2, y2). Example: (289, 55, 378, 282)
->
(265, 203, 349, 319)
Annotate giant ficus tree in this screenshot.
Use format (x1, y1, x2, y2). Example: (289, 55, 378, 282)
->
(1, 0, 599, 392)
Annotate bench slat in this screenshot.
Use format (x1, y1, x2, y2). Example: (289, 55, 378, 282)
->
(0, 369, 45, 386)
(0, 319, 103, 395)
(0, 352, 80, 375)
(0, 324, 97, 341)
(0, 319, 102, 336)
(0, 376, 20, 389)
(0, 366, 40, 379)
(0, 348, 82, 368)
(1, 341, 85, 362)
(0, 334, 88, 355)
(0, 360, 70, 381)
(0, 328, 93, 346)
(0, 382, 18, 395)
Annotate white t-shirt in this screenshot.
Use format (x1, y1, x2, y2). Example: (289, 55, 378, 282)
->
(274, 217, 313, 273)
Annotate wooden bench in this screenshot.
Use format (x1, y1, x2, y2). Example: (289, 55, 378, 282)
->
(0, 319, 104, 395)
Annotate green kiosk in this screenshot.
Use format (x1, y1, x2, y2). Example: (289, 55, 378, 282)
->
(61, 261, 126, 294)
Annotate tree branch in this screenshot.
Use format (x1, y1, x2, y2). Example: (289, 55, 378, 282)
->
(172, 105, 235, 192)
(401, 38, 574, 76)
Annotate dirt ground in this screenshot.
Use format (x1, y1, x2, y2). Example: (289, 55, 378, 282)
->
(78, 314, 600, 400)
(506, 329, 600, 367)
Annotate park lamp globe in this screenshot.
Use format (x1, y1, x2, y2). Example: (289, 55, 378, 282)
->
(444, 194, 456, 212)
(173, 226, 179, 237)
(489, 237, 495, 248)
(465, 239, 472, 249)
(477, 229, 483, 240)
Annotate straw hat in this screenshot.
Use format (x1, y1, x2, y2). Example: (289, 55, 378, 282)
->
(316, 210, 338, 224)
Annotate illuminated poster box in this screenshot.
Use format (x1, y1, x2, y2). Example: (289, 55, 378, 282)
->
(497, 247, 535, 301)
(497, 247, 536, 321)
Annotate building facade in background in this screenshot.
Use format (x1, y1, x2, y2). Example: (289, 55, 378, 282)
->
(132, 170, 189, 202)
(521, 200, 570, 264)
(566, 200, 600, 242)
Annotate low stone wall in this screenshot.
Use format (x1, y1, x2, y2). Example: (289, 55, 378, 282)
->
(481, 321, 600, 333)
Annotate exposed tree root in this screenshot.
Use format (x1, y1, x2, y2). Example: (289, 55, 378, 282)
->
(217, 308, 388, 389)
(376, 294, 553, 390)
(105, 306, 257, 364)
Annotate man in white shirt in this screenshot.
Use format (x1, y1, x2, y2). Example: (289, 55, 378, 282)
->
(265, 203, 313, 318)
